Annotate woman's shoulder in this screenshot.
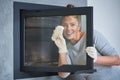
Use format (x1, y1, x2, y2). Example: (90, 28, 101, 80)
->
(93, 30, 108, 49)
(93, 30, 106, 41)
(93, 30, 102, 36)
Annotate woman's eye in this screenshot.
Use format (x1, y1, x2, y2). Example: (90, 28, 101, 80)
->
(62, 24, 67, 27)
(71, 23, 75, 27)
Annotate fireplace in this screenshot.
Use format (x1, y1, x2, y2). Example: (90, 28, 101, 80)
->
(14, 2, 95, 79)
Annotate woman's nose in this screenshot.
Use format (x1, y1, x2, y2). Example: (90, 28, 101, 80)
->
(66, 25, 71, 30)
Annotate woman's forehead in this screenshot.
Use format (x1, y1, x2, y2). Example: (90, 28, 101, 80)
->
(62, 16, 79, 23)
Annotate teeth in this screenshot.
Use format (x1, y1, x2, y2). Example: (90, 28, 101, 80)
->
(67, 32, 73, 35)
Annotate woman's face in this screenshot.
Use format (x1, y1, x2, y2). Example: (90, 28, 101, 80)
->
(62, 16, 80, 41)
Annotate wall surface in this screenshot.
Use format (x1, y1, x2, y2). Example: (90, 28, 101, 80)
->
(1, 0, 120, 80)
(0, 0, 87, 80)
(0, 0, 13, 80)
(87, 0, 120, 54)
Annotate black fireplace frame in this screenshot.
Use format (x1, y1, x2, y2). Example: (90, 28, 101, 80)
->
(14, 2, 95, 80)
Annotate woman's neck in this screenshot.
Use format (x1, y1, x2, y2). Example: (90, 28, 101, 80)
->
(71, 32, 84, 45)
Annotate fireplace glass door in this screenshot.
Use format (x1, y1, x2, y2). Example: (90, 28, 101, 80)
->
(14, 3, 94, 79)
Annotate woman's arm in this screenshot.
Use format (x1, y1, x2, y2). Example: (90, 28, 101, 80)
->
(58, 53, 70, 77)
(51, 26, 70, 78)
(93, 30, 120, 66)
(95, 55, 120, 66)
(58, 53, 68, 66)
(86, 46, 120, 66)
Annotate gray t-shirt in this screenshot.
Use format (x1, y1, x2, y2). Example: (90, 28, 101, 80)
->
(66, 33, 86, 65)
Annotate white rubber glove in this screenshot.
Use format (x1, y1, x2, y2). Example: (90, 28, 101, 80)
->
(51, 25, 67, 53)
(86, 46, 97, 62)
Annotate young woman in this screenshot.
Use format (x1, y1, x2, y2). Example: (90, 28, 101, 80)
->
(51, 6, 120, 80)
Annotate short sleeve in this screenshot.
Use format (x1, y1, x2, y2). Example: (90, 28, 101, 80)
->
(93, 30, 118, 56)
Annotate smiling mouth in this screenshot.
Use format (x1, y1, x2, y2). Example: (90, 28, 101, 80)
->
(67, 31, 73, 35)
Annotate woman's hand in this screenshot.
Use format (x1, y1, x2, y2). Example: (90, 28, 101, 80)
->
(86, 46, 97, 62)
(51, 25, 67, 53)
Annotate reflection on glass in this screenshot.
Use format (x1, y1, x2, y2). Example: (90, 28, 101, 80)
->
(24, 15, 86, 66)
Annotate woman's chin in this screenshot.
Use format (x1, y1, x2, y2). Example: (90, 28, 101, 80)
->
(66, 37, 73, 40)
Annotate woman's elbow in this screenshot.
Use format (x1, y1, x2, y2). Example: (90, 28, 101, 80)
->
(58, 72, 70, 78)
(113, 55, 120, 66)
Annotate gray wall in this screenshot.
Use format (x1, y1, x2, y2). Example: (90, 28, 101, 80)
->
(88, 0, 120, 55)
(0, 0, 87, 80)
(1, 0, 120, 80)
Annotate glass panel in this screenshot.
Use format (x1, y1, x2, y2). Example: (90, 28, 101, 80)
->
(24, 15, 86, 66)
